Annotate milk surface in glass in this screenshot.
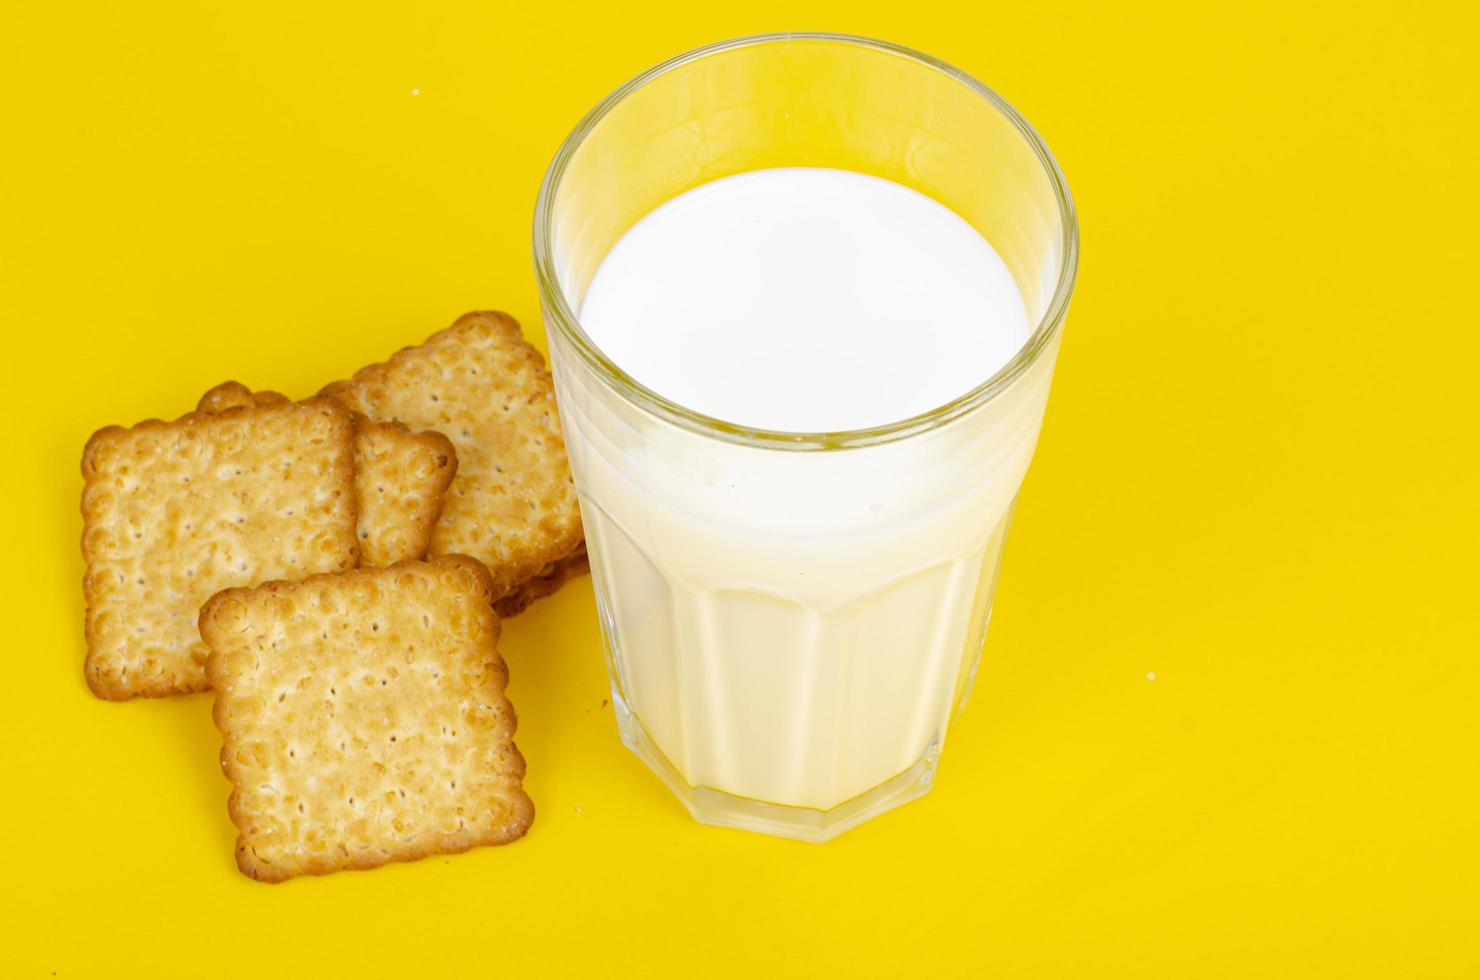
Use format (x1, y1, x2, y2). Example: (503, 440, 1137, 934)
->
(555, 167, 1055, 831)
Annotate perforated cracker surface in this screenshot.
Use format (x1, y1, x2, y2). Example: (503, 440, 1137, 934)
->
(198, 383, 458, 567)
(351, 418, 458, 566)
(200, 556, 534, 882)
(319, 311, 584, 604)
(81, 397, 359, 700)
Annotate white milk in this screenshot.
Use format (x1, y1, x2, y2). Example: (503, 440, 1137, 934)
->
(553, 167, 1059, 826)
(580, 168, 1029, 432)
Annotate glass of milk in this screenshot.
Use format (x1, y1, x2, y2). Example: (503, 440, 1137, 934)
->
(534, 33, 1078, 840)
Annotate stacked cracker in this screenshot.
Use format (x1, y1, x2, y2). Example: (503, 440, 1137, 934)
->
(80, 312, 581, 881)
(319, 311, 587, 616)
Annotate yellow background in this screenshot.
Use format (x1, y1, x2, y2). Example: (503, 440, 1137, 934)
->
(2, 2, 1476, 977)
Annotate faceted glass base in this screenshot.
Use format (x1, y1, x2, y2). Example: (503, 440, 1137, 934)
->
(611, 686, 940, 843)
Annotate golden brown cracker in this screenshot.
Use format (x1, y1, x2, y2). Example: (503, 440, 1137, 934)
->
(195, 381, 289, 413)
(200, 556, 534, 882)
(349, 417, 458, 566)
(81, 397, 358, 700)
(197, 383, 458, 567)
(319, 311, 584, 607)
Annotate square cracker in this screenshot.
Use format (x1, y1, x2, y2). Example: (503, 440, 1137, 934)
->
(198, 382, 458, 567)
(199, 556, 534, 882)
(319, 311, 585, 608)
(81, 396, 359, 700)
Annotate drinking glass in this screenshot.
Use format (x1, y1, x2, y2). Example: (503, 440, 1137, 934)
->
(534, 32, 1078, 840)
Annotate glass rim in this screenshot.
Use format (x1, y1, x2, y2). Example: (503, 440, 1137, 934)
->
(532, 31, 1079, 452)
